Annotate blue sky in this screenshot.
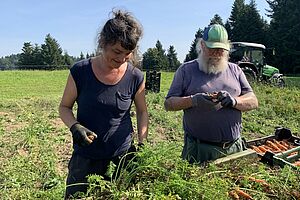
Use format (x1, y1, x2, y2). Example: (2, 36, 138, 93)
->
(0, 0, 270, 62)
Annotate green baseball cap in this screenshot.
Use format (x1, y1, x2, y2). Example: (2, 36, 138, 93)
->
(203, 24, 230, 51)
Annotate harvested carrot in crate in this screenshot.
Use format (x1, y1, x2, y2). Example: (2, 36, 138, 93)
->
(257, 145, 268, 153)
(266, 140, 281, 152)
(272, 139, 288, 151)
(250, 145, 262, 153)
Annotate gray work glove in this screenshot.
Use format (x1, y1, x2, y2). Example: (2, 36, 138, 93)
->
(190, 93, 217, 107)
(70, 123, 97, 146)
(217, 91, 237, 108)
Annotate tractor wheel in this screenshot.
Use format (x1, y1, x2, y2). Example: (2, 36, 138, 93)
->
(243, 68, 256, 83)
(276, 78, 285, 87)
(270, 74, 285, 87)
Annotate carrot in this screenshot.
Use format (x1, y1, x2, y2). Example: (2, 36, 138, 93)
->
(272, 139, 288, 151)
(249, 177, 264, 183)
(266, 140, 281, 152)
(288, 152, 298, 157)
(235, 189, 253, 200)
(262, 145, 278, 153)
(248, 177, 270, 187)
(262, 145, 272, 151)
(258, 145, 268, 153)
(250, 145, 263, 153)
(279, 140, 290, 148)
(229, 190, 239, 200)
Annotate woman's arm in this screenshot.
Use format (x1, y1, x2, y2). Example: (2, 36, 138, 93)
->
(59, 74, 78, 128)
(134, 80, 148, 144)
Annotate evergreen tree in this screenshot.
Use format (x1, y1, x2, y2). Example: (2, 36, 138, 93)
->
(228, 0, 267, 44)
(224, 20, 233, 39)
(267, 0, 300, 73)
(0, 54, 20, 67)
(244, 0, 267, 43)
(63, 51, 73, 66)
(228, 0, 247, 41)
(167, 45, 181, 71)
(79, 52, 85, 60)
(155, 40, 169, 70)
(210, 14, 224, 26)
(41, 34, 63, 67)
(32, 44, 44, 65)
(184, 28, 203, 62)
(142, 48, 160, 70)
(19, 42, 34, 65)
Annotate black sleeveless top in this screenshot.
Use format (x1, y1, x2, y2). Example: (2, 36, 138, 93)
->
(70, 59, 144, 159)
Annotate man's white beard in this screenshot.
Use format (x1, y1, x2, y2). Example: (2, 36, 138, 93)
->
(197, 52, 228, 74)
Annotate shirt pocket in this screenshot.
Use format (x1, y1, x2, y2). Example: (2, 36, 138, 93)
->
(116, 91, 132, 110)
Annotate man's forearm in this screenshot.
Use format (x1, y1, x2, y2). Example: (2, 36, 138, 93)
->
(164, 96, 193, 111)
(235, 92, 258, 111)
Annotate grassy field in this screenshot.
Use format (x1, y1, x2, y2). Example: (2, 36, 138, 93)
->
(0, 70, 299, 199)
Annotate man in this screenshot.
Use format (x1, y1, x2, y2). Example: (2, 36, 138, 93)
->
(164, 24, 258, 164)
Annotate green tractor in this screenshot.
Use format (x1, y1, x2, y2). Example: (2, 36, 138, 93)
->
(229, 42, 285, 87)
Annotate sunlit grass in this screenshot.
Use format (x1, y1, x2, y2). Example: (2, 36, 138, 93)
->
(0, 70, 299, 199)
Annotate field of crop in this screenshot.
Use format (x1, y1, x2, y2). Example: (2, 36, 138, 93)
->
(0, 70, 299, 199)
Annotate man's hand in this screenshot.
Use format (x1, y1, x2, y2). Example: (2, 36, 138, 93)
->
(70, 123, 98, 146)
(190, 93, 216, 107)
(217, 91, 237, 108)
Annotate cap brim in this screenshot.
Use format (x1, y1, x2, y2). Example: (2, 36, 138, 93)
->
(204, 41, 230, 51)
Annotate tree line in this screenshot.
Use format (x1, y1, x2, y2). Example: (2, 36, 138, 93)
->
(0, 34, 93, 70)
(0, 0, 299, 73)
(184, 0, 300, 74)
(152, 0, 299, 74)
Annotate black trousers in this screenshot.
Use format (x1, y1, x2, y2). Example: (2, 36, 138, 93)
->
(65, 145, 136, 199)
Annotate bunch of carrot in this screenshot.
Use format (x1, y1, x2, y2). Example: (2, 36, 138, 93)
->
(250, 139, 294, 154)
(229, 176, 272, 199)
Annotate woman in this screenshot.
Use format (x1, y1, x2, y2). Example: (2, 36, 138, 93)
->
(59, 9, 148, 198)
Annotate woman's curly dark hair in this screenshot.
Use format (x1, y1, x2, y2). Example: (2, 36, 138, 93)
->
(97, 9, 143, 53)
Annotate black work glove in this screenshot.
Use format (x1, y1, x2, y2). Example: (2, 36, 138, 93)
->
(70, 123, 97, 146)
(217, 91, 237, 108)
(190, 93, 217, 107)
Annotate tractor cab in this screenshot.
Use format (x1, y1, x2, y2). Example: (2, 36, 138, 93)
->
(229, 42, 285, 87)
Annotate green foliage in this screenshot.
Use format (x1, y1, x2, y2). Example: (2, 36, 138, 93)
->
(167, 45, 181, 71)
(0, 70, 299, 199)
(267, 0, 300, 74)
(0, 54, 20, 68)
(184, 28, 203, 62)
(142, 47, 161, 70)
(41, 34, 64, 66)
(19, 42, 35, 65)
(15, 34, 77, 69)
(154, 40, 169, 71)
(142, 40, 171, 71)
(210, 14, 224, 26)
(228, 0, 267, 44)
